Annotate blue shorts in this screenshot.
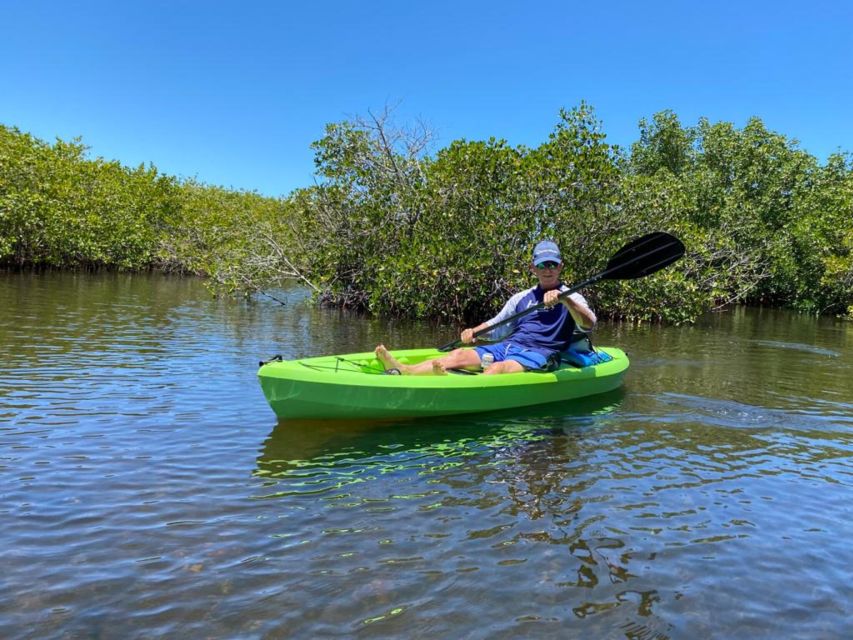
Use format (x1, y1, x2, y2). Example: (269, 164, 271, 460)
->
(473, 341, 550, 371)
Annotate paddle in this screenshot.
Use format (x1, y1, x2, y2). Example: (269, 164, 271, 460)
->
(438, 231, 685, 352)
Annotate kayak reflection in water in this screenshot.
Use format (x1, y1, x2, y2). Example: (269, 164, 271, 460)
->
(375, 240, 597, 376)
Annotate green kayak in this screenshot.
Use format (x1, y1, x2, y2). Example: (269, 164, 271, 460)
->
(258, 346, 629, 420)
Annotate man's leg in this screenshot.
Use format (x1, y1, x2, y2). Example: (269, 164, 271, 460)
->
(482, 359, 525, 375)
(375, 345, 481, 375)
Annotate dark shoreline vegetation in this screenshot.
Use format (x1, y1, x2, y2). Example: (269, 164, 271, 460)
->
(2, 104, 851, 323)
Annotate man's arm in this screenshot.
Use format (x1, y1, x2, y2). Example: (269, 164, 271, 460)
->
(562, 293, 596, 331)
(544, 289, 597, 331)
(460, 290, 530, 344)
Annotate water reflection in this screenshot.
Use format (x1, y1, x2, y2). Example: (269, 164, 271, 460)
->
(254, 389, 626, 490)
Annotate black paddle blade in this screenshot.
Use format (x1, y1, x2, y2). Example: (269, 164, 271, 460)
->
(603, 232, 685, 280)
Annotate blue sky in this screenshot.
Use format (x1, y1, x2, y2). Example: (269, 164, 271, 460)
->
(2, 0, 851, 197)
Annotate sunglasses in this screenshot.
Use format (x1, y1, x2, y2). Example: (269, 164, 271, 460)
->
(535, 261, 560, 270)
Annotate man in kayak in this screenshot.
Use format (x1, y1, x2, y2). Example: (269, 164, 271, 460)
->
(375, 240, 597, 375)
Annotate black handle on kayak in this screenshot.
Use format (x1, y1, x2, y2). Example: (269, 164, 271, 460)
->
(438, 232, 685, 352)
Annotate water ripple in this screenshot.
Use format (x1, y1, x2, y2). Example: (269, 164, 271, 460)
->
(1, 274, 851, 639)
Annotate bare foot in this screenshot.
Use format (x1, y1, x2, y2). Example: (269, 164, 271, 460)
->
(375, 344, 449, 375)
(375, 344, 408, 373)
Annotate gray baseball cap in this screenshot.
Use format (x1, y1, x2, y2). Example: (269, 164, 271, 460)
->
(532, 240, 562, 265)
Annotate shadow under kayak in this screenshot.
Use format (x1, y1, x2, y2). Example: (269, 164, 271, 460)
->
(257, 347, 629, 420)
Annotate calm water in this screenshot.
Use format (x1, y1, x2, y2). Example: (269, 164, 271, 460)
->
(1, 272, 851, 639)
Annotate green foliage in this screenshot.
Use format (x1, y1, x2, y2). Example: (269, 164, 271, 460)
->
(286, 103, 850, 324)
(0, 124, 300, 292)
(631, 110, 696, 177)
(625, 113, 852, 318)
(793, 153, 853, 315)
(282, 104, 629, 323)
(2, 105, 851, 324)
(0, 125, 178, 269)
